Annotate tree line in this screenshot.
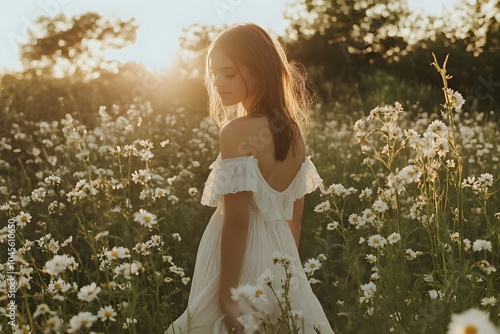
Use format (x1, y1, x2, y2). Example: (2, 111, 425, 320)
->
(1, 0, 498, 125)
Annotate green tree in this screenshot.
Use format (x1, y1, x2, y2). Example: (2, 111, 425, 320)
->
(283, 0, 410, 68)
(19, 12, 138, 80)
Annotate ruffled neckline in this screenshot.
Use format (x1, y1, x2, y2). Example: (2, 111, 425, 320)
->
(214, 153, 309, 195)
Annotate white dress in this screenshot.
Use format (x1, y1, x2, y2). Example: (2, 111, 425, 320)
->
(166, 153, 334, 334)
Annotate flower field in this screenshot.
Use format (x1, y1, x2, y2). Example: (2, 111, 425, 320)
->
(1, 59, 498, 333)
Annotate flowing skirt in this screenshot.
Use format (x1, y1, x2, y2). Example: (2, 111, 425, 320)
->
(166, 206, 335, 334)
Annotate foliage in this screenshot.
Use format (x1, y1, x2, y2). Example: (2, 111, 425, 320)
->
(19, 12, 138, 80)
(0, 54, 498, 333)
(306, 55, 499, 333)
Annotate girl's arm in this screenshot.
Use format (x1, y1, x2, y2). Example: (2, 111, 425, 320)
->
(219, 191, 251, 332)
(218, 122, 253, 332)
(287, 196, 304, 248)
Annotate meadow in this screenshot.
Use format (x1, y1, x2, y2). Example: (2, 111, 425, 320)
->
(0, 57, 498, 333)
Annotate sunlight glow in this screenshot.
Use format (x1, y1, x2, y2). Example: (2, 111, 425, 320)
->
(1, 0, 456, 72)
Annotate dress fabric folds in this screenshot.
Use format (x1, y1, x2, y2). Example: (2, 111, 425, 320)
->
(166, 153, 335, 334)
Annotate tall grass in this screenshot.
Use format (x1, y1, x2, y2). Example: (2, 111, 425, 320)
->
(0, 57, 498, 333)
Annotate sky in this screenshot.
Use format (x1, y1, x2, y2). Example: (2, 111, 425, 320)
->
(0, 0, 456, 73)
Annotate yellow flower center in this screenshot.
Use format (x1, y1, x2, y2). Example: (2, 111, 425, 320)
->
(111, 250, 118, 257)
(144, 216, 151, 223)
(464, 325, 478, 334)
(255, 289, 263, 298)
(46, 318, 56, 328)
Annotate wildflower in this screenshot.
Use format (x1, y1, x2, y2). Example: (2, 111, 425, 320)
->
(154, 187, 168, 198)
(45, 316, 62, 331)
(446, 88, 465, 112)
(447, 308, 497, 334)
(14, 211, 32, 228)
(139, 150, 154, 162)
(31, 187, 47, 202)
(98, 305, 117, 322)
(256, 268, 274, 286)
(446, 159, 456, 168)
(12, 324, 32, 333)
(48, 278, 73, 295)
(349, 213, 365, 228)
(149, 235, 163, 247)
(367, 234, 387, 249)
(114, 261, 144, 279)
(365, 254, 377, 264)
(106, 246, 131, 261)
(314, 200, 331, 213)
(272, 251, 292, 265)
(387, 232, 401, 245)
(304, 258, 322, 274)
(182, 277, 191, 285)
(231, 284, 267, 304)
(472, 239, 492, 252)
(61, 236, 73, 247)
(359, 188, 373, 199)
(133, 209, 157, 229)
(44, 255, 78, 276)
(477, 260, 497, 275)
(481, 297, 497, 307)
(450, 232, 460, 243)
(47, 239, 60, 254)
(78, 282, 102, 302)
(133, 241, 151, 255)
(44, 175, 61, 186)
(172, 233, 182, 242)
(372, 199, 388, 213)
(188, 187, 198, 196)
(434, 136, 449, 158)
(68, 311, 98, 333)
(309, 278, 322, 284)
(426, 119, 448, 138)
(370, 271, 380, 281)
(360, 281, 377, 299)
(326, 221, 339, 230)
(33, 304, 54, 318)
(139, 189, 153, 200)
(122, 318, 138, 329)
(131, 169, 151, 185)
(169, 195, 180, 204)
(169, 265, 185, 277)
(477, 173, 494, 187)
(405, 249, 423, 260)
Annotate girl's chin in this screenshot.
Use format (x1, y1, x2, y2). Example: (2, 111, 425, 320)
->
(221, 100, 239, 106)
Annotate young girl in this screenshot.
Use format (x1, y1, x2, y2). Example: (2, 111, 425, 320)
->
(167, 23, 334, 334)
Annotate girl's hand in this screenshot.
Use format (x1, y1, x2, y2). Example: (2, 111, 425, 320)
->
(221, 300, 244, 334)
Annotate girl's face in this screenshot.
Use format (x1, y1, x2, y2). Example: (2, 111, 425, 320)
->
(209, 51, 258, 110)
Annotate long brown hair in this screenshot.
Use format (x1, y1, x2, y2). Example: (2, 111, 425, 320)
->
(204, 23, 316, 161)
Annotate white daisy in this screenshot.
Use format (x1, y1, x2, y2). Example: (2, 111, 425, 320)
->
(98, 305, 117, 322)
(68, 311, 97, 333)
(447, 308, 497, 334)
(77, 282, 102, 302)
